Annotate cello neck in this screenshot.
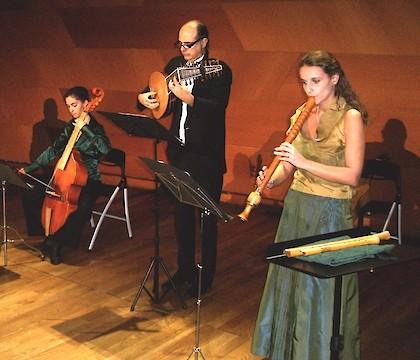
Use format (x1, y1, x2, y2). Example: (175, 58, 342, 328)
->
(54, 87, 104, 172)
(55, 111, 88, 171)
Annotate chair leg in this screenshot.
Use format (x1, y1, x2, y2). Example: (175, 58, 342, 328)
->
(90, 216, 96, 228)
(397, 203, 402, 245)
(123, 187, 133, 238)
(88, 187, 121, 251)
(382, 202, 396, 233)
(381, 202, 402, 245)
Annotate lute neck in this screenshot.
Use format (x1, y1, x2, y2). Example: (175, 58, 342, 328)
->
(165, 60, 222, 86)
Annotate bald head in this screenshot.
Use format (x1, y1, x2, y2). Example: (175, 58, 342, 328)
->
(177, 20, 209, 62)
(180, 20, 199, 34)
(179, 20, 208, 37)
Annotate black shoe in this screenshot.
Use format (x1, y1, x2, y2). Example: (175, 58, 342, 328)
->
(162, 271, 192, 292)
(49, 245, 62, 265)
(43, 239, 62, 265)
(39, 237, 53, 257)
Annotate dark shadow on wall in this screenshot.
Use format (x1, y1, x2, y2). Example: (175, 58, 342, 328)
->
(22, 98, 66, 236)
(29, 98, 66, 162)
(247, 130, 286, 180)
(365, 118, 420, 244)
(224, 151, 251, 196)
(224, 130, 288, 217)
(225, 130, 284, 196)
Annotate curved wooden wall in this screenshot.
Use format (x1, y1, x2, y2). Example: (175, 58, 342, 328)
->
(1, 0, 419, 239)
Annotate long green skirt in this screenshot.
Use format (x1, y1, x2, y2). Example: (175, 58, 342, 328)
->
(251, 189, 360, 360)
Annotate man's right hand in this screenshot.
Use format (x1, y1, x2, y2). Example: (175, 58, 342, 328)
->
(138, 91, 159, 110)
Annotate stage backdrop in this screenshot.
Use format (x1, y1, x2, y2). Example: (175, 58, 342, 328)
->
(1, 0, 419, 240)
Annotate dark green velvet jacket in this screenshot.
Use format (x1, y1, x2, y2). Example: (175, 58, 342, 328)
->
(25, 116, 111, 181)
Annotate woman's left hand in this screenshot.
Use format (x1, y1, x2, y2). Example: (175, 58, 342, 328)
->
(73, 116, 89, 130)
(274, 142, 305, 168)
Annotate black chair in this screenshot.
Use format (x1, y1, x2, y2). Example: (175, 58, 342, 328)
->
(357, 158, 402, 244)
(89, 148, 133, 250)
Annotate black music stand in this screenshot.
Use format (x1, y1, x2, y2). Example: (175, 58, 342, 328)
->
(0, 163, 44, 266)
(134, 157, 232, 359)
(266, 227, 420, 360)
(97, 111, 185, 307)
(98, 111, 183, 147)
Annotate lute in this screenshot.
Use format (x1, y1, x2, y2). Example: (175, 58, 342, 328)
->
(148, 59, 223, 119)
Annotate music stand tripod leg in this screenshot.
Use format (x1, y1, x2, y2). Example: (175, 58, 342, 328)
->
(134, 157, 232, 316)
(130, 158, 186, 311)
(2, 180, 8, 266)
(5, 227, 45, 259)
(159, 257, 187, 309)
(130, 153, 165, 310)
(130, 255, 187, 311)
(130, 256, 156, 311)
(148, 139, 186, 306)
(1, 180, 44, 266)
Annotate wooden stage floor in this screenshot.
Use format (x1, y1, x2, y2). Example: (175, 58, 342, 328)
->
(1, 187, 419, 359)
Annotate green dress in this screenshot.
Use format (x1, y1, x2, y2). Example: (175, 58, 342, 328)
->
(251, 98, 360, 360)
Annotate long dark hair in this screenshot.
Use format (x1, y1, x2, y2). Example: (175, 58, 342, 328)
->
(299, 50, 368, 124)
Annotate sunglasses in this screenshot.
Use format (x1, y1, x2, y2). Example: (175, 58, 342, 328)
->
(174, 37, 204, 49)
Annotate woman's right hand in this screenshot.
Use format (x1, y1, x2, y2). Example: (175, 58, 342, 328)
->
(256, 166, 266, 186)
(257, 166, 276, 189)
(138, 91, 159, 110)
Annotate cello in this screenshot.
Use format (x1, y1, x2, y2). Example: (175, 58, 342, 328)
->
(41, 88, 104, 236)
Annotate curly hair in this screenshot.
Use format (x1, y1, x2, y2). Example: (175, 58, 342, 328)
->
(299, 50, 368, 124)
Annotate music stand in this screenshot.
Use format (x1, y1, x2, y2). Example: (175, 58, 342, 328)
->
(0, 163, 44, 266)
(98, 111, 183, 146)
(97, 111, 185, 307)
(134, 157, 232, 359)
(266, 227, 420, 360)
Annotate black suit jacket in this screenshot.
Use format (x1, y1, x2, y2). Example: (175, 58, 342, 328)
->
(163, 55, 232, 182)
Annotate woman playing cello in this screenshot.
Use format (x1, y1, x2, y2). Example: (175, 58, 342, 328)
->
(18, 86, 111, 265)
